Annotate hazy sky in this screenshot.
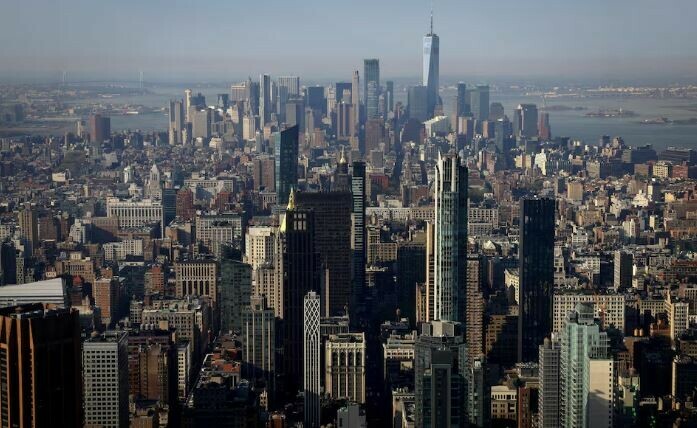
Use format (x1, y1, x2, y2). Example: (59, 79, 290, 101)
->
(2, 0, 697, 82)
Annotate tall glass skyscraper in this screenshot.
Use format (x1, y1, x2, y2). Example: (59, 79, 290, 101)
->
(259, 73, 272, 125)
(274, 125, 299, 205)
(433, 153, 468, 323)
(363, 59, 380, 119)
(423, 13, 439, 119)
(517, 197, 555, 362)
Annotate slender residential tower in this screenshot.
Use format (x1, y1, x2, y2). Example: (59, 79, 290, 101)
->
(433, 153, 468, 322)
(423, 7, 440, 118)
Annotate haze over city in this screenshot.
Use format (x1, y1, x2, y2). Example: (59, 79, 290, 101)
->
(2, 1, 697, 427)
(2, 0, 697, 82)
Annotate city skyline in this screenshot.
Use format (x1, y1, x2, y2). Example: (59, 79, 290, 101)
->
(2, 0, 697, 82)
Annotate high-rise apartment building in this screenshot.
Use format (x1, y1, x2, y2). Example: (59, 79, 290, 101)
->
(0, 304, 82, 427)
(559, 303, 614, 428)
(83, 330, 129, 428)
(538, 338, 561, 428)
(352, 161, 367, 304)
(518, 197, 555, 362)
(433, 153, 468, 322)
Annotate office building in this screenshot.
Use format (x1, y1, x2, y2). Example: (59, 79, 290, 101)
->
(260, 74, 272, 125)
(408, 85, 429, 123)
(106, 197, 163, 232)
(539, 111, 551, 140)
(83, 330, 129, 428)
(89, 113, 111, 143)
(414, 320, 467, 428)
(306, 85, 326, 114)
(280, 192, 320, 396)
(296, 191, 352, 316)
(325, 333, 366, 403)
(220, 259, 252, 333)
(242, 296, 276, 394)
(423, 13, 440, 118)
(518, 197, 555, 362)
(275, 125, 299, 206)
(174, 260, 218, 303)
(18, 203, 38, 255)
(433, 153, 468, 322)
(385, 80, 394, 112)
(191, 108, 212, 140)
(552, 292, 625, 334)
(514, 104, 539, 138)
(304, 291, 321, 428)
(278, 76, 300, 96)
(168, 99, 185, 145)
(364, 59, 380, 119)
(0, 304, 82, 427)
(614, 251, 633, 290)
(456, 82, 470, 117)
(470, 85, 490, 121)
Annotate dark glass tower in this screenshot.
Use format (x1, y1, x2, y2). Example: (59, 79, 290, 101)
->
(296, 191, 352, 316)
(456, 82, 470, 117)
(517, 197, 555, 363)
(280, 193, 320, 397)
(275, 125, 299, 206)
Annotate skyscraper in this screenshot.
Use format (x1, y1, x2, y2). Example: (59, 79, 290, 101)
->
(89, 113, 111, 143)
(385, 80, 394, 113)
(351, 161, 367, 306)
(518, 197, 555, 362)
(433, 153, 468, 322)
(539, 338, 561, 428)
(303, 291, 321, 428)
(351, 70, 360, 141)
(0, 304, 82, 427)
(278, 76, 300, 96)
(364, 59, 380, 119)
(260, 73, 272, 125)
(184, 88, 193, 122)
(559, 303, 614, 428)
(220, 258, 252, 334)
(456, 82, 470, 117)
(242, 296, 276, 397)
(514, 104, 539, 138)
(274, 125, 299, 206)
(538, 111, 552, 140)
(408, 85, 429, 123)
(296, 191, 352, 317)
(83, 330, 129, 428)
(471, 85, 490, 121)
(423, 10, 440, 118)
(415, 320, 467, 428)
(18, 203, 38, 256)
(613, 250, 633, 290)
(168, 99, 185, 145)
(280, 191, 320, 397)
